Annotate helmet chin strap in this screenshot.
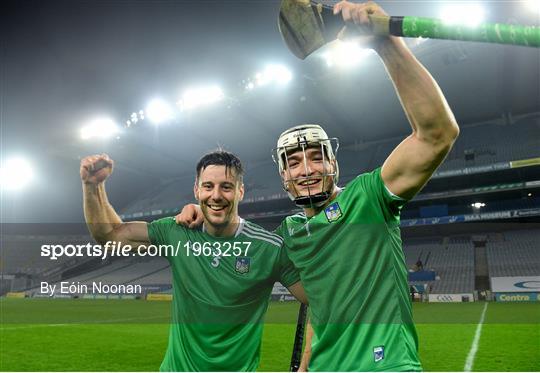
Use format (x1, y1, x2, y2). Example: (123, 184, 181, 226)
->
(292, 191, 332, 208)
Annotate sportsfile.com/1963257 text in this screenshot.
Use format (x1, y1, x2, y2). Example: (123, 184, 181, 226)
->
(40, 240, 251, 260)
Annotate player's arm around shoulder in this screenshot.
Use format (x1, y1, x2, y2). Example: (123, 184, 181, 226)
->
(106, 221, 151, 250)
(274, 227, 308, 305)
(288, 281, 308, 305)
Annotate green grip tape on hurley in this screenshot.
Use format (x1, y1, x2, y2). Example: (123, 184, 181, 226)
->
(401, 16, 540, 48)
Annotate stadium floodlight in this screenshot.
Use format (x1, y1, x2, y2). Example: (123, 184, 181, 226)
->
(267, 65, 292, 84)
(471, 202, 486, 209)
(440, 4, 485, 27)
(255, 72, 269, 86)
(524, 0, 540, 12)
(322, 41, 374, 68)
(80, 118, 120, 140)
(255, 65, 293, 86)
(145, 99, 174, 125)
(178, 86, 224, 111)
(0, 157, 34, 191)
(130, 112, 139, 124)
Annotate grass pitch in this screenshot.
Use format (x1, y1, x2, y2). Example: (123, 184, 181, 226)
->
(0, 299, 538, 371)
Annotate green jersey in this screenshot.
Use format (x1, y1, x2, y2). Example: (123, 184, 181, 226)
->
(277, 168, 422, 372)
(148, 217, 299, 372)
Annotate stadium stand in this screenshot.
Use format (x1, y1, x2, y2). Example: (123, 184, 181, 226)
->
(3, 119, 538, 300)
(94, 258, 169, 285)
(119, 118, 540, 216)
(431, 117, 540, 172)
(128, 264, 171, 285)
(62, 258, 140, 284)
(404, 239, 475, 294)
(63, 258, 169, 287)
(486, 230, 540, 277)
(2, 234, 93, 277)
(10, 228, 538, 299)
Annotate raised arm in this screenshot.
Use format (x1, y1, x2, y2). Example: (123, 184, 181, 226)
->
(81, 154, 150, 248)
(335, 1, 459, 200)
(378, 36, 459, 199)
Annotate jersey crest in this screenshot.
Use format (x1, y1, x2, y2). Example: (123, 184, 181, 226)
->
(324, 202, 343, 222)
(235, 257, 251, 274)
(373, 346, 385, 362)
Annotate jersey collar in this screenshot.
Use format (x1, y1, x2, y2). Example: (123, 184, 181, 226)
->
(202, 217, 245, 238)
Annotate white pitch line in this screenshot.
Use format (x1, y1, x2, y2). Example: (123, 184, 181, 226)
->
(464, 302, 489, 372)
(0, 324, 70, 330)
(0, 315, 167, 330)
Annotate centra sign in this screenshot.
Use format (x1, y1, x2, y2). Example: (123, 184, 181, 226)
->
(495, 292, 540, 302)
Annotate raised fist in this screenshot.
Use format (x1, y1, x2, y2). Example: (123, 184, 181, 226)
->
(80, 154, 114, 184)
(334, 0, 390, 49)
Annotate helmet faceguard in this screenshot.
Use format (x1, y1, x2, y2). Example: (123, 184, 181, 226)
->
(272, 124, 339, 207)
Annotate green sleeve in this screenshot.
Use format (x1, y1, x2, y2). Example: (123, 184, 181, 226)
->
(273, 220, 286, 237)
(348, 167, 407, 223)
(372, 167, 407, 222)
(147, 216, 176, 246)
(277, 244, 300, 287)
(272, 222, 300, 286)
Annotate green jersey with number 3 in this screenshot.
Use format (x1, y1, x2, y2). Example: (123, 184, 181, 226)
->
(148, 217, 299, 372)
(277, 168, 422, 372)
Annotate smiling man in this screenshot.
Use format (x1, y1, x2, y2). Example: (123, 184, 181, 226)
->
(271, 0, 459, 369)
(196, 158, 242, 237)
(176, 0, 459, 370)
(81, 150, 306, 371)
(273, 124, 428, 372)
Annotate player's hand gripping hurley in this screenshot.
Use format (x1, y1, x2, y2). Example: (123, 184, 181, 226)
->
(279, 0, 540, 60)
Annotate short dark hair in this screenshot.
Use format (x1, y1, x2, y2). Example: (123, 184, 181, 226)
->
(196, 150, 244, 182)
